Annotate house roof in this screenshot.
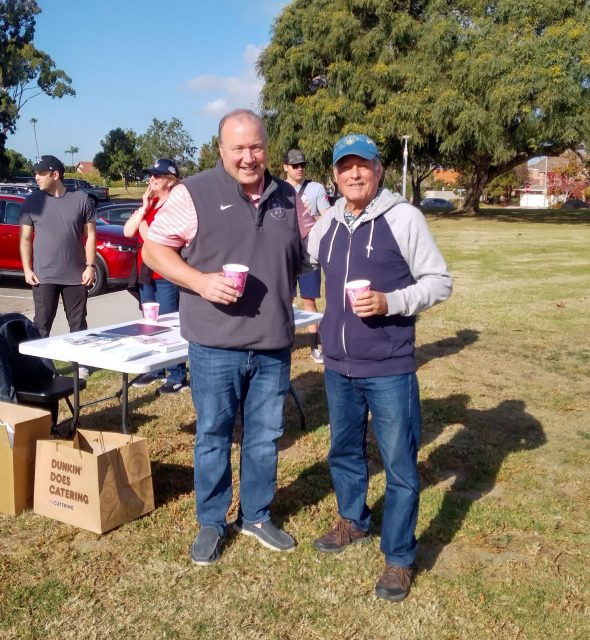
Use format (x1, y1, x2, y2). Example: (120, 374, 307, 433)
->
(433, 168, 460, 184)
(76, 161, 99, 175)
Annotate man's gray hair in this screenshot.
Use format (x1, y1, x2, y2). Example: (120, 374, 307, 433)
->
(218, 109, 268, 145)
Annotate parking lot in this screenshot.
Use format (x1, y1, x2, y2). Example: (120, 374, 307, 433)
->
(0, 279, 140, 334)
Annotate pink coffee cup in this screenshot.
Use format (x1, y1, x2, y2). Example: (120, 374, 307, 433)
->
(222, 263, 249, 297)
(142, 302, 160, 322)
(345, 279, 371, 310)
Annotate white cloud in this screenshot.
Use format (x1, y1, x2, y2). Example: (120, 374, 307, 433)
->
(202, 98, 229, 117)
(186, 45, 264, 116)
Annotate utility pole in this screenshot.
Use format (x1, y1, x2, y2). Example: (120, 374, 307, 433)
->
(544, 156, 548, 208)
(401, 135, 410, 199)
(30, 118, 40, 162)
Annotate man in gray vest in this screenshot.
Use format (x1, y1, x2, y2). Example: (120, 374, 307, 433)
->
(143, 109, 314, 566)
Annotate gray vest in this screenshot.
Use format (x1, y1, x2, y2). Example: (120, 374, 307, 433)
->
(179, 162, 302, 350)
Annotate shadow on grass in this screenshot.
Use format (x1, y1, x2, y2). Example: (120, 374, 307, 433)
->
(431, 208, 590, 225)
(71, 385, 168, 434)
(416, 328, 479, 368)
(151, 461, 193, 506)
(371, 393, 546, 570)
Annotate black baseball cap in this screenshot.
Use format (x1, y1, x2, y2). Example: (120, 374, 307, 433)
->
(33, 155, 65, 174)
(284, 149, 307, 165)
(144, 158, 179, 177)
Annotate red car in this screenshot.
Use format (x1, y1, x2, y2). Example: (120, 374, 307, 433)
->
(0, 194, 138, 297)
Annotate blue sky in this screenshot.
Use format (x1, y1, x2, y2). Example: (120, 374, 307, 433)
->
(7, 0, 291, 164)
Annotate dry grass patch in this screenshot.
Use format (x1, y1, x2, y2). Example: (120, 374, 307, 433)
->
(1, 211, 589, 639)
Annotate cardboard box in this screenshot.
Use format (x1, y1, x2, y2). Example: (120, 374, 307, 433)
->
(34, 429, 155, 533)
(0, 401, 52, 515)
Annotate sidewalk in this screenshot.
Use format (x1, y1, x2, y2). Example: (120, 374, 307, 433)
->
(12, 289, 142, 335)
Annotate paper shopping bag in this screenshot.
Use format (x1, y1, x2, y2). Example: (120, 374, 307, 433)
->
(34, 429, 154, 533)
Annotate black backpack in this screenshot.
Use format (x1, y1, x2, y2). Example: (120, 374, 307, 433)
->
(0, 313, 56, 402)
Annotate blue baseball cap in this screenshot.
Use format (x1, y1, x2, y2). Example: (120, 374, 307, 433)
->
(332, 134, 380, 165)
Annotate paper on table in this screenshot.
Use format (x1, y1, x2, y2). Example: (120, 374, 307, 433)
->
(133, 335, 187, 353)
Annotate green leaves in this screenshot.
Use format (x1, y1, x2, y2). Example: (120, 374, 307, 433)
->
(259, 0, 590, 212)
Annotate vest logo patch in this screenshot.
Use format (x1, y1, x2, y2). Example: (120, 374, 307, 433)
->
(267, 197, 287, 221)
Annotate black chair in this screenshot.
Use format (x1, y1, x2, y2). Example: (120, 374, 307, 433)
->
(15, 375, 85, 435)
(0, 313, 84, 436)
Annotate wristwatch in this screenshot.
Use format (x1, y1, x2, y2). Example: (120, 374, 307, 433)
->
(86, 264, 96, 268)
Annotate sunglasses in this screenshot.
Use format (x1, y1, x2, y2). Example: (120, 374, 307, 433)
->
(290, 163, 306, 169)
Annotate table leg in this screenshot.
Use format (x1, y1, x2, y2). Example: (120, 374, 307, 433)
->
(64, 362, 81, 438)
(288, 384, 306, 431)
(121, 373, 129, 434)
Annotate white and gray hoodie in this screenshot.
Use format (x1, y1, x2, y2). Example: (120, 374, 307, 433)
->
(306, 189, 452, 377)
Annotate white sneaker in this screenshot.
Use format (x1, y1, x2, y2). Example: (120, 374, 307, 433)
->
(310, 348, 324, 364)
(78, 366, 90, 380)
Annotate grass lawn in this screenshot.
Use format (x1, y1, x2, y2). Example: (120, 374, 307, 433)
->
(1, 210, 589, 639)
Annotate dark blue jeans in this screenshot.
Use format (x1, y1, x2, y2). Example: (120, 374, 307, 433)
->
(324, 369, 421, 567)
(189, 343, 291, 535)
(139, 279, 186, 384)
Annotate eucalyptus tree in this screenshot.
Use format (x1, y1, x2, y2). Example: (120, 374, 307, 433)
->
(0, 0, 75, 175)
(259, 0, 590, 213)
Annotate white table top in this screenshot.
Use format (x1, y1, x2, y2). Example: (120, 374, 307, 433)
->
(19, 309, 323, 375)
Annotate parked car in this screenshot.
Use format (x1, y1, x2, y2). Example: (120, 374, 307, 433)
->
(0, 194, 138, 297)
(561, 198, 589, 210)
(96, 200, 141, 225)
(0, 184, 37, 196)
(62, 178, 110, 204)
(420, 197, 456, 212)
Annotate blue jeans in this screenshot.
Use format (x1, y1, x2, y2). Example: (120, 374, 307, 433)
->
(139, 279, 186, 384)
(324, 369, 421, 567)
(189, 343, 291, 535)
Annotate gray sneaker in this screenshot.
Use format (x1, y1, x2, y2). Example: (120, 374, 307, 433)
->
(233, 519, 296, 551)
(189, 527, 225, 566)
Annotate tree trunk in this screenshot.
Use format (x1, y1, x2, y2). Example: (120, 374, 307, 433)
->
(0, 134, 8, 179)
(460, 162, 491, 215)
(411, 178, 422, 206)
(120, 171, 129, 191)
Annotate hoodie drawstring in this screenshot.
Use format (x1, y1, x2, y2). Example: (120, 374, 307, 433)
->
(366, 219, 374, 258)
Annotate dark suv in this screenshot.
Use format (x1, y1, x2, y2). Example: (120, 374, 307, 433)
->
(0, 194, 138, 297)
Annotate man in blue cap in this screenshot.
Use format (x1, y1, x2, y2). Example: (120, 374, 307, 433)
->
(306, 134, 452, 601)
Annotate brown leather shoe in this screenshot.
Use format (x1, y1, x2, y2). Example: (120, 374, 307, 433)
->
(375, 564, 414, 601)
(313, 518, 370, 553)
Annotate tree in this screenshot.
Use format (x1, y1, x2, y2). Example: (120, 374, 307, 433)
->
(258, 0, 590, 214)
(64, 145, 79, 170)
(137, 117, 197, 176)
(547, 152, 588, 201)
(4, 147, 31, 175)
(196, 135, 219, 172)
(0, 0, 75, 176)
(486, 170, 522, 205)
(93, 128, 142, 189)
